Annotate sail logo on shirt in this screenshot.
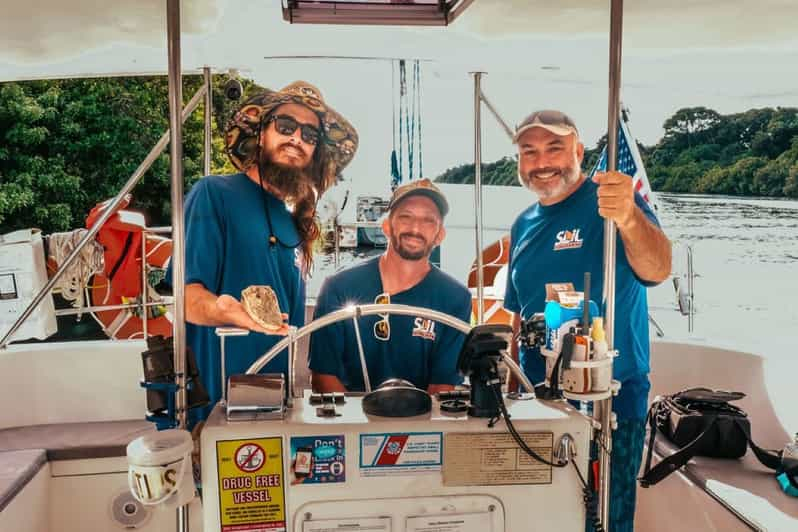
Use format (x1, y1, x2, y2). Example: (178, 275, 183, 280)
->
(412, 318, 436, 341)
(553, 228, 583, 251)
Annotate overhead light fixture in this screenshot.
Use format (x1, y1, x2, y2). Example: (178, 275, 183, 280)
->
(282, 0, 476, 27)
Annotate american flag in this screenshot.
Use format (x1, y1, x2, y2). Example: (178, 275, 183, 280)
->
(590, 113, 658, 212)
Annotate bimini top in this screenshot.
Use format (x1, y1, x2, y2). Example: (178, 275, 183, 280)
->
(282, 0, 477, 26)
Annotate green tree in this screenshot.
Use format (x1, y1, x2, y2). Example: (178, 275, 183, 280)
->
(662, 107, 722, 149)
(647, 106, 798, 198)
(0, 75, 250, 234)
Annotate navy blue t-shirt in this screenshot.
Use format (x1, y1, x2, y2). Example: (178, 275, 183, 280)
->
(167, 173, 305, 423)
(504, 178, 660, 420)
(308, 257, 472, 391)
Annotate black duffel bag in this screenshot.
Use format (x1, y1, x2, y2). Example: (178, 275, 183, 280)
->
(639, 387, 782, 487)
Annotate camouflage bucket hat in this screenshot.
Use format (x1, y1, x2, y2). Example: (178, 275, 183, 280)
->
(224, 81, 359, 182)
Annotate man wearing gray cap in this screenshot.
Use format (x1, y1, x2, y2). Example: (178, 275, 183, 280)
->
(309, 178, 471, 394)
(505, 110, 671, 531)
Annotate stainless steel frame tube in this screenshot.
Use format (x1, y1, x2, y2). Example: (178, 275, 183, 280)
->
(203, 67, 212, 176)
(472, 72, 485, 323)
(0, 86, 206, 350)
(245, 303, 536, 394)
(598, 0, 625, 527)
(166, 0, 189, 529)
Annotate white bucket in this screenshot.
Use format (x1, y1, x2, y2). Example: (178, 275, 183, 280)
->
(127, 429, 194, 507)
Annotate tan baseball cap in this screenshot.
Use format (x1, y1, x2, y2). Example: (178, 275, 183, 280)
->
(513, 109, 579, 143)
(388, 178, 449, 217)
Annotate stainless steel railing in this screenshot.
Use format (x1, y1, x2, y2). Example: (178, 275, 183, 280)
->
(0, 81, 210, 349)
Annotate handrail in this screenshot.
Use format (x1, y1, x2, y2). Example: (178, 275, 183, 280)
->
(648, 313, 665, 338)
(244, 302, 536, 395)
(479, 89, 514, 140)
(0, 83, 207, 349)
(686, 243, 695, 332)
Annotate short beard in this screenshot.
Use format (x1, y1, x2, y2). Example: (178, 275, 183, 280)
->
(521, 163, 581, 200)
(391, 232, 434, 261)
(257, 155, 314, 203)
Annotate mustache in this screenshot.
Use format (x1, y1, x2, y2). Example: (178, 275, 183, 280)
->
(399, 232, 427, 242)
(278, 142, 309, 156)
(527, 167, 563, 179)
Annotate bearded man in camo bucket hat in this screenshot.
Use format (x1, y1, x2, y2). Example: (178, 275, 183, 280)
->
(170, 81, 358, 428)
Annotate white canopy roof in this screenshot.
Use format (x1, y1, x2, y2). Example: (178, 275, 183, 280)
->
(2, 0, 797, 83)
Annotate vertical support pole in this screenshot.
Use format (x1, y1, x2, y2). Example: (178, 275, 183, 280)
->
(203, 66, 212, 176)
(597, 0, 625, 528)
(141, 230, 148, 340)
(166, 0, 189, 530)
(351, 313, 372, 393)
(287, 326, 297, 406)
(687, 244, 695, 333)
(333, 219, 341, 269)
(471, 72, 485, 324)
(220, 336, 227, 405)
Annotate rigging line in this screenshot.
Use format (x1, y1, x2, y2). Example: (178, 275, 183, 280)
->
(390, 60, 400, 190)
(406, 59, 414, 181)
(399, 59, 407, 185)
(409, 60, 418, 180)
(415, 60, 423, 178)
(391, 60, 397, 153)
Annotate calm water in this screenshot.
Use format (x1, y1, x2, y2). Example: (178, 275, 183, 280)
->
(313, 193, 798, 350)
(648, 193, 798, 346)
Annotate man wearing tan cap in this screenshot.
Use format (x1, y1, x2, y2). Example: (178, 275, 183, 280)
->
(505, 110, 671, 531)
(168, 81, 358, 424)
(309, 179, 471, 394)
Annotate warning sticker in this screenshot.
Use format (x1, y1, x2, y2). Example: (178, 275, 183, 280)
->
(303, 516, 391, 531)
(217, 437, 286, 531)
(442, 432, 553, 486)
(359, 432, 442, 477)
(289, 435, 346, 485)
(406, 512, 492, 531)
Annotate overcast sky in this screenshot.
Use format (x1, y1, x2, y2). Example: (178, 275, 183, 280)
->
(2, 0, 798, 193)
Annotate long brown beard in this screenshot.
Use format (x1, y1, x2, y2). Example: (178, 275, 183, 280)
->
(258, 157, 309, 198)
(257, 155, 320, 276)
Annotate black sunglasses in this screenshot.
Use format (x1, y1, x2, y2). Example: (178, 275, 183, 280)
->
(267, 114, 321, 145)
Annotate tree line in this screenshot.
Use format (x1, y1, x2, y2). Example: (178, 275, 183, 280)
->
(2, 77, 797, 237)
(436, 106, 798, 199)
(0, 75, 262, 234)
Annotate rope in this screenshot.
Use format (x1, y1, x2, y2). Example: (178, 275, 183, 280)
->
(408, 60, 417, 181)
(46, 230, 105, 308)
(400, 59, 409, 184)
(391, 60, 397, 154)
(416, 60, 423, 178)
(393, 59, 424, 186)
(390, 60, 401, 191)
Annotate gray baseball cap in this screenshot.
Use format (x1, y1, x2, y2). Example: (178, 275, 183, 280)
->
(513, 109, 579, 143)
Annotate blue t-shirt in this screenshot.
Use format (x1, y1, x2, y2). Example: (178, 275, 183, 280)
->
(167, 173, 305, 422)
(504, 178, 659, 420)
(308, 257, 472, 391)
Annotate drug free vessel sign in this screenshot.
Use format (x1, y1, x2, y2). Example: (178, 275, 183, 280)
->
(216, 437, 286, 531)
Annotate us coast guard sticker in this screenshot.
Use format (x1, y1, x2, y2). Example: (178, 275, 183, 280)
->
(359, 432, 442, 477)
